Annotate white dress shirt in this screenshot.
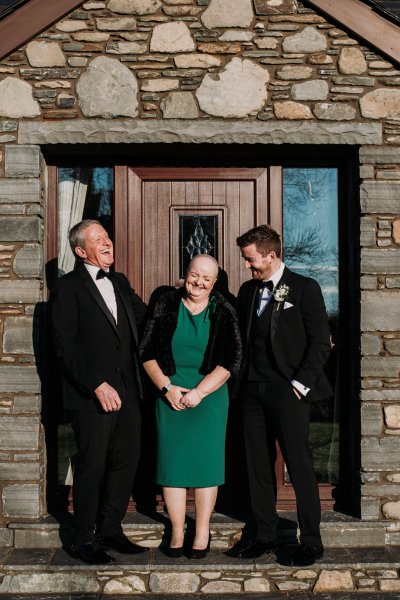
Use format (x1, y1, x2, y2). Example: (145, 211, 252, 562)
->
(84, 263, 118, 323)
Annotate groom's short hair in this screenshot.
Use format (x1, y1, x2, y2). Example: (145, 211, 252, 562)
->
(236, 224, 282, 258)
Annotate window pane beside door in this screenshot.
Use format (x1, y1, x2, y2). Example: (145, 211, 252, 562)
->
(283, 168, 339, 485)
(57, 167, 114, 485)
(57, 167, 114, 276)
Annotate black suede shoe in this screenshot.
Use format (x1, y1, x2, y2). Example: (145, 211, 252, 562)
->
(100, 533, 149, 554)
(291, 543, 324, 566)
(234, 539, 278, 559)
(162, 545, 184, 558)
(189, 534, 211, 559)
(70, 541, 115, 564)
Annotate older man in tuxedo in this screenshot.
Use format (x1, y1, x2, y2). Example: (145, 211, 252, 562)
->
(52, 219, 147, 564)
(233, 225, 332, 566)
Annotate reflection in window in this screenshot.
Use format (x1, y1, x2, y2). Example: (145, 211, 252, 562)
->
(58, 167, 113, 276)
(283, 168, 339, 485)
(57, 167, 114, 485)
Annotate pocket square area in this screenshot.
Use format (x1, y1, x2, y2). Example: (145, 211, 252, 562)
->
(283, 301, 294, 310)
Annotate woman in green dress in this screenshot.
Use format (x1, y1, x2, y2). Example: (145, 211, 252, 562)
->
(140, 255, 242, 558)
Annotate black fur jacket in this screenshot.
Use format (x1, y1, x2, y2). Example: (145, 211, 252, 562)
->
(140, 288, 242, 377)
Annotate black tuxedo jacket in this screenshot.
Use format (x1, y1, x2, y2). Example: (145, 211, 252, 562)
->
(51, 261, 147, 412)
(236, 266, 332, 401)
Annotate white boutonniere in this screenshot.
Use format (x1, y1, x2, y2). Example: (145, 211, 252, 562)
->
(273, 284, 290, 310)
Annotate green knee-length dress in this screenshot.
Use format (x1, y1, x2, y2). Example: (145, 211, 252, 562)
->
(155, 300, 229, 488)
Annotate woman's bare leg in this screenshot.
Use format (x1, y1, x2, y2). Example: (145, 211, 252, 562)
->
(163, 487, 186, 547)
(193, 486, 218, 549)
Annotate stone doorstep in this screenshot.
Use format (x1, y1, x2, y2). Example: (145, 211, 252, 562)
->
(0, 547, 399, 595)
(6, 511, 390, 549)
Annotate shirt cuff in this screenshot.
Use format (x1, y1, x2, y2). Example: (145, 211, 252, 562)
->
(291, 379, 310, 397)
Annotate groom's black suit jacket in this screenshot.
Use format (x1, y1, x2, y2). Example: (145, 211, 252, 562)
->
(51, 261, 147, 412)
(236, 266, 332, 401)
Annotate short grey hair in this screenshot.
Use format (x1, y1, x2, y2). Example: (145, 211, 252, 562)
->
(69, 219, 101, 255)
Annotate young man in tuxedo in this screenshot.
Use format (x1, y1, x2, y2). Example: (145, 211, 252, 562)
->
(233, 224, 332, 566)
(52, 219, 148, 564)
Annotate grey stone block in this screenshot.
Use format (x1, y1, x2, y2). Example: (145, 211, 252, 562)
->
(18, 119, 383, 145)
(321, 526, 385, 547)
(13, 396, 41, 414)
(2, 484, 41, 518)
(361, 389, 400, 401)
(360, 181, 400, 214)
(361, 249, 400, 275)
(361, 403, 383, 436)
(360, 496, 380, 520)
(361, 276, 377, 290)
(362, 483, 400, 496)
(387, 277, 400, 288)
(0, 217, 41, 242)
(0, 461, 40, 480)
(361, 292, 400, 331)
(0, 205, 25, 215)
(13, 244, 43, 278)
(0, 572, 99, 594)
(0, 415, 39, 449)
(361, 333, 382, 355)
(4, 146, 40, 178)
(14, 529, 62, 549)
(0, 528, 13, 547)
(0, 280, 41, 304)
(361, 356, 400, 378)
(385, 339, 400, 355)
(3, 317, 35, 354)
(0, 366, 40, 394)
(0, 179, 41, 203)
(360, 217, 376, 247)
(362, 437, 400, 470)
(360, 146, 400, 165)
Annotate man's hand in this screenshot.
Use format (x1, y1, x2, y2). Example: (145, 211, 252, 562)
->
(95, 382, 122, 412)
(292, 386, 302, 400)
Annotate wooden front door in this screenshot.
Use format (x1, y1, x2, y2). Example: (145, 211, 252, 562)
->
(115, 166, 283, 511)
(115, 167, 282, 301)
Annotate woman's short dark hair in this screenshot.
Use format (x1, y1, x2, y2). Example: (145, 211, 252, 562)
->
(69, 219, 101, 254)
(236, 224, 281, 258)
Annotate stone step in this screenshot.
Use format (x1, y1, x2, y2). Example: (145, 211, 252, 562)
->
(0, 546, 399, 595)
(6, 511, 391, 550)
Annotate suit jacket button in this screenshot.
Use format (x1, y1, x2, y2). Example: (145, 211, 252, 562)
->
(116, 367, 121, 373)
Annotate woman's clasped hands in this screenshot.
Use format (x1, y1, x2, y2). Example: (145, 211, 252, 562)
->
(165, 385, 203, 410)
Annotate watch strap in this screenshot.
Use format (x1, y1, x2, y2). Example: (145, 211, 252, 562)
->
(161, 382, 172, 396)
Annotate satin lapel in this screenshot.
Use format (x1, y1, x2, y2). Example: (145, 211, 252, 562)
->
(77, 263, 118, 334)
(112, 276, 139, 345)
(246, 283, 259, 343)
(270, 267, 291, 342)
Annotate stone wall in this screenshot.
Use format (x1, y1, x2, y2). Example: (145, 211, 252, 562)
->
(0, 0, 399, 531)
(0, 144, 45, 531)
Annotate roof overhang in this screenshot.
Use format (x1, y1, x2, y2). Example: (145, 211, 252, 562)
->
(307, 0, 400, 65)
(0, 0, 84, 61)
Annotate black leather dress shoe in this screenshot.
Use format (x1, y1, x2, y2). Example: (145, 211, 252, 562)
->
(70, 541, 115, 564)
(235, 539, 278, 559)
(100, 533, 149, 554)
(291, 543, 324, 566)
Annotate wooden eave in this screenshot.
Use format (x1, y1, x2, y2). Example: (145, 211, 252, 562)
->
(307, 0, 400, 65)
(0, 0, 399, 67)
(0, 0, 84, 61)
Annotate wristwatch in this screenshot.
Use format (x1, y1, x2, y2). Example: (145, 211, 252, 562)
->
(160, 382, 173, 396)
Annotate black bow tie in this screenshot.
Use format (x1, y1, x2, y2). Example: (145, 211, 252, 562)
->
(258, 280, 274, 291)
(96, 269, 113, 280)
